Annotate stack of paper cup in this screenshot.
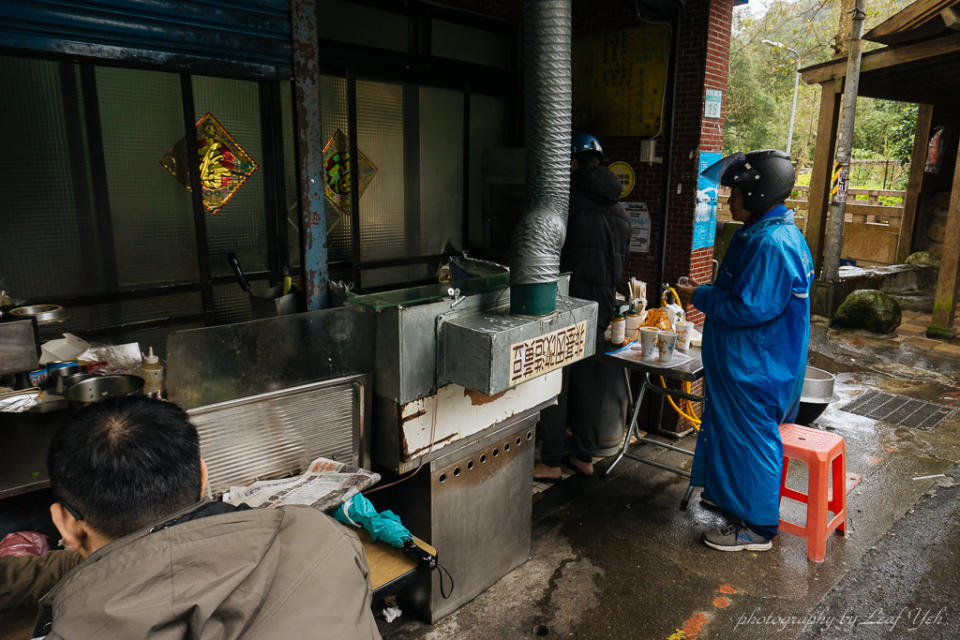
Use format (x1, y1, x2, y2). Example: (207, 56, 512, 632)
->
(676, 321, 694, 352)
(639, 327, 659, 361)
(657, 330, 678, 364)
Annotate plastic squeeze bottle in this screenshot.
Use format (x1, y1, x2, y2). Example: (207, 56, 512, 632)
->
(141, 347, 164, 399)
(610, 306, 626, 347)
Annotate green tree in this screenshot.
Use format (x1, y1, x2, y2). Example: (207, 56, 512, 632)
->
(890, 102, 918, 165)
(723, 0, 917, 170)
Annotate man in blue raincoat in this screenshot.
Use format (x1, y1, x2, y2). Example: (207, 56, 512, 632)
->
(676, 149, 814, 552)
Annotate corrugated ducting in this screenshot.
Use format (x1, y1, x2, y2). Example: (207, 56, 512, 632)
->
(509, 0, 571, 313)
(0, 0, 292, 78)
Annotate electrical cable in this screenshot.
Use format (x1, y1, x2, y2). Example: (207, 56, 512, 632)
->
(438, 562, 455, 599)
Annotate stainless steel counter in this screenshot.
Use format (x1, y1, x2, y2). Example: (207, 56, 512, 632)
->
(0, 411, 70, 499)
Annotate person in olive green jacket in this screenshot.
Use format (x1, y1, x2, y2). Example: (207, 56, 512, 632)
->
(0, 549, 81, 612)
(34, 395, 381, 640)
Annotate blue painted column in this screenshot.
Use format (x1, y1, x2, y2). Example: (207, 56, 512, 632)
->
(290, 0, 329, 310)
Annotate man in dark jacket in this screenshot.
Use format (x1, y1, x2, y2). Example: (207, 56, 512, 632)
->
(37, 396, 381, 639)
(534, 133, 632, 480)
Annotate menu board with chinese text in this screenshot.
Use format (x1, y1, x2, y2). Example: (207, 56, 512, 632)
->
(573, 26, 670, 137)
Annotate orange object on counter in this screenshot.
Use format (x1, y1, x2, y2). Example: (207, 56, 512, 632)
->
(640, 307, 672, 331)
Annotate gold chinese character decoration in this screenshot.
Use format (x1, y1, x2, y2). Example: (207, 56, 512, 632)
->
(160, 113, 258, 214)
(322, 129, 377, 216)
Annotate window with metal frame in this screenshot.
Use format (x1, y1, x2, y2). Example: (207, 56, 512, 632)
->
(310, 0, 518, 291)
(0, 53, 296, 351)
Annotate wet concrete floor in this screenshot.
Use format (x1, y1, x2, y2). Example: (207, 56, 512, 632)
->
(380, 320, 960, 640)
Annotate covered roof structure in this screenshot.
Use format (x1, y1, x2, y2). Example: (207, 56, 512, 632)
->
(801, 0, 960, 107)
(799, 0, 960, 336)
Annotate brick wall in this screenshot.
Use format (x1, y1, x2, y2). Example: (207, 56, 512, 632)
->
(435, 0, 736, 327)
(572, 0, 734, 327)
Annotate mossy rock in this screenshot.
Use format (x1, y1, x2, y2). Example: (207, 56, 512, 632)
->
(833, 289, 902, 334)
(904, 251, 940, 267)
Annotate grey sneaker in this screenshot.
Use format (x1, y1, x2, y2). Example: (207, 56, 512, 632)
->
(702, 522, 773, 552)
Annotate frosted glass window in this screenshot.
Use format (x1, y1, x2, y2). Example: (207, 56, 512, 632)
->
(432, 20, 511, 69)
(319, 75, 352, 262)
(357, 80, 407, 261)
(0, 56, 101, 297)
(362, 264, 434, 289)
(96, 66, 199, 286)
(420, 87, 463, 254)
(469, 94, 508, 248)
(37, 293, 202, 341)
(192, 75, 266, 278)
(213, 280, 267, 324)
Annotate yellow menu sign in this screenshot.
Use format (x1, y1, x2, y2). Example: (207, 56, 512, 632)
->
(573, 26, 670, 137)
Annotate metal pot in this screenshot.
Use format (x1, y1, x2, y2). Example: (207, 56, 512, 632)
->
(61, 372, 98, 389)
(800, 366, 838, 404)
(796, 366, 839, 426)
(65, 374, 145, 407)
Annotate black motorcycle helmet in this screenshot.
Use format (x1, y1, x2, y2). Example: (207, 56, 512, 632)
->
(701, 149, 795, 215)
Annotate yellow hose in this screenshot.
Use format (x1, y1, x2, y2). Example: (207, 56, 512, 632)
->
(661, 286, 683, 309)
(659, 375, 701, 430)
(654, 287, 700, 429)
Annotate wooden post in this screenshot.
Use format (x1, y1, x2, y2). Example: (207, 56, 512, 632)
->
(805, 79, 842, 272)
(896, 104, 934, 263)
(927, 137, 960, 338)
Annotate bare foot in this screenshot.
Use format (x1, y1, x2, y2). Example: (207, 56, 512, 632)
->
(533, 461, 562, 481)
(566, 456, 594, 476)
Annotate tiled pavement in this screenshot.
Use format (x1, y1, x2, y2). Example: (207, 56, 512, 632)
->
(896, 309, 960, 359)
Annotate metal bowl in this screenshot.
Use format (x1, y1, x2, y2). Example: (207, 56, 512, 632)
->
(61, 372, 99, 388)
(9, 304, 66, 324)
(800, 366, 838, 404)
(65, 374, 145, 405)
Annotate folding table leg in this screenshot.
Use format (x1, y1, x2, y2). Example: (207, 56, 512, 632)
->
(602, 370, 647, 477)
(680, 483, 695, 510)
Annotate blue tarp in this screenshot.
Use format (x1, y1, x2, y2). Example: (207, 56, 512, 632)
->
(690, 205, 814, 527)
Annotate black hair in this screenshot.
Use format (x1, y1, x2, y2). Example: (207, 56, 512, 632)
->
(47, 396, 202, 539)
(574, 151, 601, 170)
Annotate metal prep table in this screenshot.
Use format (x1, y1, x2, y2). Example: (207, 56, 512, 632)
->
(601, 343, 705, 510)
(0, 412, 70, 500)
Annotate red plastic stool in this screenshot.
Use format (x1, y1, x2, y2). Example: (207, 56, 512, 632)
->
(778, 423, 847, 562)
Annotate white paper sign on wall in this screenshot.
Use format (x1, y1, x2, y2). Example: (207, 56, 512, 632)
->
(704, 89, 723, 119)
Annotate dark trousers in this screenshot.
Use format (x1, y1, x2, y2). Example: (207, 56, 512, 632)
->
(539, 356, 628, 467)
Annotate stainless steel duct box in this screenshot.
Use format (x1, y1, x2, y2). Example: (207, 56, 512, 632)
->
(440, 295, 597, 396)
(346, 276, 593, 472)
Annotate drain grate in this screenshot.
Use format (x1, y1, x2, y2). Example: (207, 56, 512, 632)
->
(840, 389, 956, 431)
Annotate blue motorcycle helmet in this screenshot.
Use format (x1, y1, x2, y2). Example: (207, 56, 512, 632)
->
(572, 132, 603, 161)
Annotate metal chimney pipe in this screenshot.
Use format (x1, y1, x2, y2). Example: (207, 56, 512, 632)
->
(510, 0, 572, 316)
